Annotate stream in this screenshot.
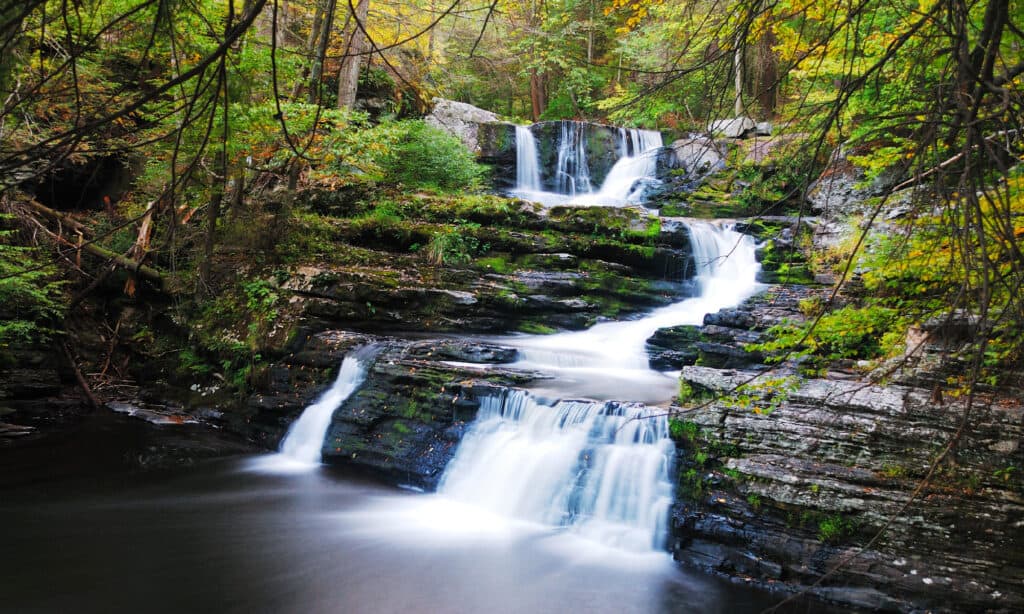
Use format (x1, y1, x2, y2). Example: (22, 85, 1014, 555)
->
(1, 123, 813, 613)
(0, 414, 803, 614)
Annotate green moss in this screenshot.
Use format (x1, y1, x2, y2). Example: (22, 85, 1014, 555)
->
(669, 417, 699, 441)
(746, 493, 763, 510)
(658, 203, 689, 216)
(517, 321, 557, 334)
(476, 255, 513, 274)
(818, 514, 858, 543)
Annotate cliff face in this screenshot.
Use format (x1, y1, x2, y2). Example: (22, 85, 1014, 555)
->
(664, 286, 1024, 613)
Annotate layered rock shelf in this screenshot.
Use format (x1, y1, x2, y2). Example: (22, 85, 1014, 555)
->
(656, 286, 1024, 613)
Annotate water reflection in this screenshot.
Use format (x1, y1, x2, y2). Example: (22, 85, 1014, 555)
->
(1, 444, 785, 614)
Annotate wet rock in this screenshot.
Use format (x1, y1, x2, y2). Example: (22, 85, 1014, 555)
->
(402, 340, 517, 364)
(321, 359, 534, 490)
(237, 332, 539, 489)
(665, 278, 1024, 612)
(646, 325, 702, 371)
(673, 359, 1024, 614)
(477, 122, 518, 189)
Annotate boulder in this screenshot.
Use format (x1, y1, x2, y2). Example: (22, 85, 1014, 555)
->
(808, 145, 908, 216)
(741, 133, 807, 166)
(646, 325, 702, 370)
(424, 98, 503, 154)
(476, 122, 517, 189)
(708, 117, 756, 138)
(807, 148, 865, 215)
(668, 137, 727, 177)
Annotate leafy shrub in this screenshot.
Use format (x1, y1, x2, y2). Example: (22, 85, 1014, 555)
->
(818, 514, 857, 543)
(425, 223, 483, 265)
(669, 418, 699, 441)
(0, 217, 65, 352)
(372, 120, 485, 190)
(750, 305, 904, 371)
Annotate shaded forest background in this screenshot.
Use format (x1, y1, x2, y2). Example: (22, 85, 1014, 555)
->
(0, 0, 1021, 424)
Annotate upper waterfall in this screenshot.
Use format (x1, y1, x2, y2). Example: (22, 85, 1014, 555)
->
(511, 120, 665, 207)
(514, 125, 542, 192)
(575, 128, 664, 205)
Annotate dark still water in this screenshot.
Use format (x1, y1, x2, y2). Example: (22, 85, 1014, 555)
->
(1, 414, 803, 614)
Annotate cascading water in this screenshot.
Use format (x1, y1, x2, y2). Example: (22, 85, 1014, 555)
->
(554, 120, 593, 196)
(278, 346, 376, 464)
(514, 125, 542, 193)
(503, 221, 762, 403)
(578, 128, 665, 205)
(438, 389, 673, 552)
(511, 120, 665, 207)
(439, 222, 761, 553)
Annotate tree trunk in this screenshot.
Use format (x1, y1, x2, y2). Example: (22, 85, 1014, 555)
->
(733, 31, 744, 117)
(291, 1, 327, 100)
(308, 0, 338, 104)
(337, 0, 370, 110)
(754, 28, 778, 115)
(530, 69, 545, 121)
(200, 151, 225, 290)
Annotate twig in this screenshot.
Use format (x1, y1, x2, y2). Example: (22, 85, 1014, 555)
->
(59, 341, 100, 410)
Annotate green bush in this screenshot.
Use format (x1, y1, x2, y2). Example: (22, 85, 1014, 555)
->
(750, 304, 904, 371)
(425, 223, 483, 265)
(818, 514, 857, 543)
(375, 120, 485, 190)
(0, 218, 65, 351)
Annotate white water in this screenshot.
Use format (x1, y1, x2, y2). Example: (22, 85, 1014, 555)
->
(439, 222, 761, 553)
(514, 125, 542, 192)
(555, 120, 593, 196)
(575, 129, 664, 206)
(438, 389, 673, 552)
(511, 121, 665, 207)
(278, 350, 373, 464)
(503, 222, 762, 403)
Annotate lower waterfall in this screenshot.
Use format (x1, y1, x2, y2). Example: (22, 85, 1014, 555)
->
(438, 389, 673, 552)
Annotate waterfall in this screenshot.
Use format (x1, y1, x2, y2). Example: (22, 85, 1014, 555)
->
(504, 222, 762, 403)
(512, 121, 665, 207)
(279, 347, 375, 464)
(437, 222, 760, 551)
(514, 125, 542, 192)
(578, 128, 665, 205)
(555, 121, 593, 196)
(438, 389, 673, 552)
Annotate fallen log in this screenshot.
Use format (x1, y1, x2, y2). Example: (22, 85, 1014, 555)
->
(23, 198, 165, 290)
(25, 198, 91, 236)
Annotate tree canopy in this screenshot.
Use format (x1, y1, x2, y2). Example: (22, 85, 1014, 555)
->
(0, 0, 1020, 377)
